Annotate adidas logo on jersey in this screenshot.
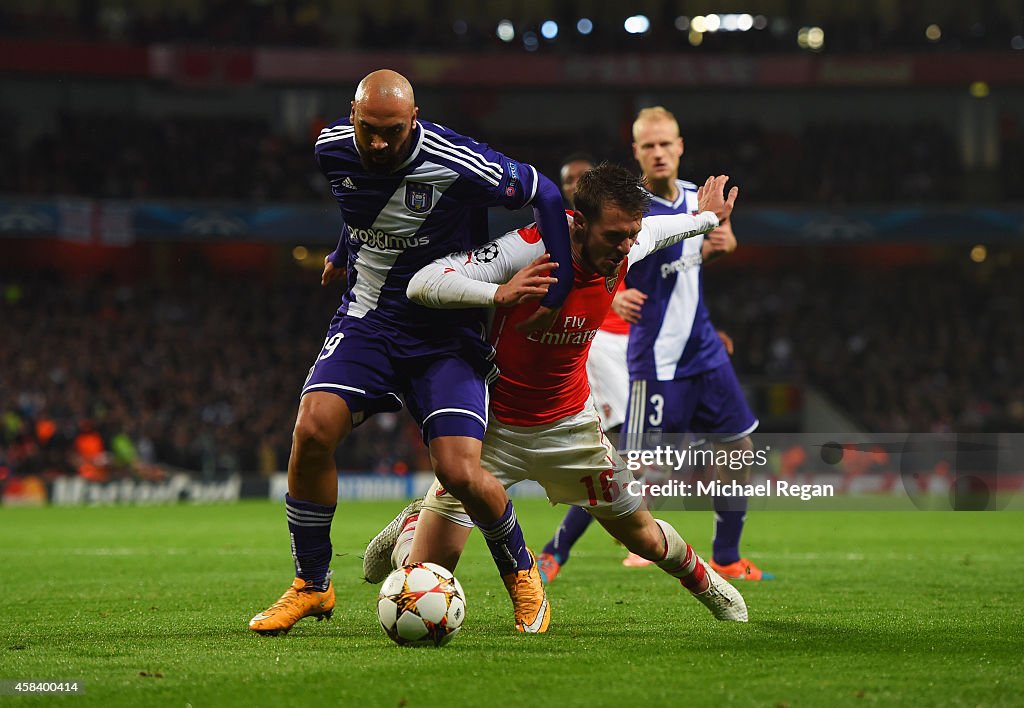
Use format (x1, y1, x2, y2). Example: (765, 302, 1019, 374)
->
(341, 177, 357, 190)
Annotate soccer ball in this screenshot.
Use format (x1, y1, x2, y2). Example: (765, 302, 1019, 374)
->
(377, 562, 466, 647)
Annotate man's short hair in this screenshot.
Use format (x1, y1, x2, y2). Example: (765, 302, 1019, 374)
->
(573, 162, 651, 221)
(632, 106, 680, 140)
(559, 152, 596, 172)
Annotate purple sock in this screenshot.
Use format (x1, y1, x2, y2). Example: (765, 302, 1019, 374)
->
(474, 500, 533, 576)
(542, 505, 593, 565)
(712, 495, 748, 566)
(285, 493, 335, 591)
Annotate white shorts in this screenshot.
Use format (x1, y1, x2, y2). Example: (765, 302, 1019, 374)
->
(586, 330, 629, 430)
(422, 400, 643, 527)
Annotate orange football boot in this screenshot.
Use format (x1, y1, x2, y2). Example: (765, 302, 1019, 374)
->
(249, 576, 335, 635)
(536, 552, 562, 584)
(501, 550, 551, 633)
(709, 558, 775, 581)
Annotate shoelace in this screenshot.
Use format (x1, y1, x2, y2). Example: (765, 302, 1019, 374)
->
(266, 587, 301, 613)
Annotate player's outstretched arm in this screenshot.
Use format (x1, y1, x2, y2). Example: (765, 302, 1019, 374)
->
(696, 174, 739, 224)
(494, 254, 559, 306)
(530, 172, 573, 309)
(518, 171, 572, 332)
(628, 175, 740, 267)
(407, 231, 546, 309)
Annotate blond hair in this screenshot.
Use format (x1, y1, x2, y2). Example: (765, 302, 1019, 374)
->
(632, 106, 680, 141)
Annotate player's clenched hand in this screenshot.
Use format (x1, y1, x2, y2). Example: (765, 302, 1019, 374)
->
(696, 175, 739, 225)
(321, 256, 345, 287)
(704, 220, 737, 257)
(494, 254, 559, 307)
(612, 288, 647, 324)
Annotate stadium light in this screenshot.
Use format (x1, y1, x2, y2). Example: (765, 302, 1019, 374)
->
(691, 15, 707, 33)
(807, 26, 824, 50)
(292, 246, 309, 261)
(970, 245, 987, 263)
(722, 14, 739, 32)
(689, 29, 703, 46)
(624, 15, 650, 34)
(496, 20, 515, 42)
(969, 81, 990, 98)
(541, 20, 558, 40)
(925, 24, 941, 41)
(737, 14, 754, 32)
(453, 19, 468, 36)
(577, 18, 593, 35)
(674, 16, 689, 31)
(523, 30, 539, 51)
(704, 14, 721, 32)
(1012, 35, 1024, 50)
(753, 15, 768, 30)
(799, 26, 824, 50)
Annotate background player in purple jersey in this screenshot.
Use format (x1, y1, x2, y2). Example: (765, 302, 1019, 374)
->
(622, 106, 772, 582)
(248, 69, 572, 635)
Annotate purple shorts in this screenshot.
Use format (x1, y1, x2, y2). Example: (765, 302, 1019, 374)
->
(302, 316, 496, 441)
(623, 361, 758, 448)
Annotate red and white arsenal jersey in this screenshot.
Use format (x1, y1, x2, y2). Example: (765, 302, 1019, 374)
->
(406, 210, 719, 426)
(488, 237, 625, 425)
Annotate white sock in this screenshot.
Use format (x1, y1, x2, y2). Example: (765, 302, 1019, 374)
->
(390, 513, 419, 569)
(654, 519, 709, 593)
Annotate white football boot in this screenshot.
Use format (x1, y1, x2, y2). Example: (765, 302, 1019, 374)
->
(362, 498, 423, 583)
(692, 561, 749, 622)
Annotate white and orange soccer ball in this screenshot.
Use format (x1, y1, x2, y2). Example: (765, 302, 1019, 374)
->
(377, 562, 466, 647)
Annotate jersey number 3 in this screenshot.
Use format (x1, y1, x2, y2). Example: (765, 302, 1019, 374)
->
(647, 393, 664, 426)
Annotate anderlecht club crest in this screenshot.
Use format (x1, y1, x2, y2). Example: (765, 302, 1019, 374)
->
(405, 182, 434, 213)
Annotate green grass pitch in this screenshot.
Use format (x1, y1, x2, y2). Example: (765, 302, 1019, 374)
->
(1, 500, 1022, 707)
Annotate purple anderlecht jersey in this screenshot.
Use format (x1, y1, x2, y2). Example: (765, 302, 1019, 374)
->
(315, 118, 540, 348)
(625, 179, 729, 381)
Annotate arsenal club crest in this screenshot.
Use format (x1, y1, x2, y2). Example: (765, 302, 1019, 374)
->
(404, 182, 434, 214)
(605, 273, 619, 293)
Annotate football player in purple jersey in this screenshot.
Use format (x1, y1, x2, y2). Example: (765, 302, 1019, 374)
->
(248, 69, 571, 635)
(621, 106, 773, 582)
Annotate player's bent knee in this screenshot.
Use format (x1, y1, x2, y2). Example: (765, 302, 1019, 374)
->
(429, 437, 485, 497)
(293, 393, 352, 456)
(432, 462, 477, 498)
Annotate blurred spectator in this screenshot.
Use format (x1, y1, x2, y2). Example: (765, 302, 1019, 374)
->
(0, 272, 430, 479)
(2, 0, 1022, 54)
(3, 112, 983, 204)
(705, 259, 1024, 434)
(2, 255, 1021, 481)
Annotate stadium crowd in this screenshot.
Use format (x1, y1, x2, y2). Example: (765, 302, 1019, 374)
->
(4, 112, 991, 204)
(2, 0, 1021, 53)
(705, 260, 1024, 434)
(2, 257, 1020, 481)
(0, 273, 432, 482)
